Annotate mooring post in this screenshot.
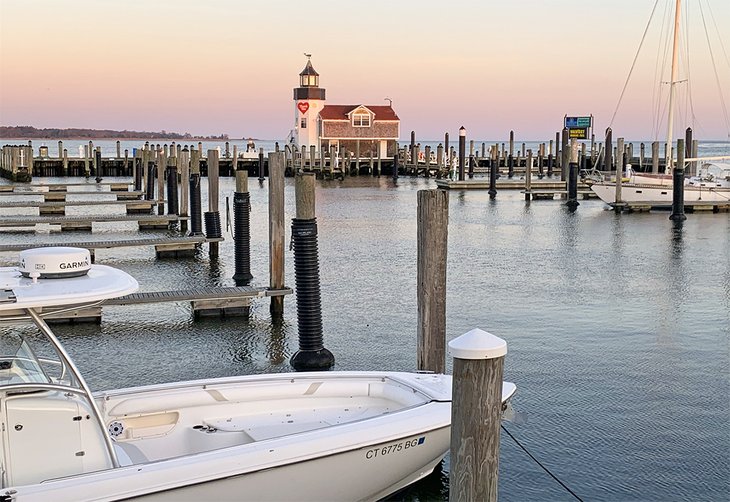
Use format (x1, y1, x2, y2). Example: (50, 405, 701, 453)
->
(93, 148, 101, 181)
(554, 132, 560, 171)
(489, 147, 497, 199)
(410, 131, 416, 168)
(604, 128, 613, 175)
(651, 141, 660, 174)
(269, 152, 285, 316)
(458, 126, 466, 181)
(166, 162, 179, 216)
(417, 189, 448, 373)
(524, 149, 532, 201)
(567, 139, 580, 210)
(290, 172, 335, 371)
(258, 147, 265, 182)
(146, 155, 156, 202)
(437, 144, 444, 173)
(392, 148, 399, 181)
(449, 328, 507, 502)
(639, 143, 645, 170)
(233, 168, 253, 285)
(614, 137, 625, 210)
(57, 140, 63, 159)
(189, 148, 203, 236)
(560, 128, 569, 181)
(156, 150, 166, 214)
(62, 148, 68, 177)
(205, 149, 222, 257)
(232, 144, 238, 176)
(179, 146, 190, 233)
(425, 145, 432, 177)
(670, 138, 687, 221)
(690, 139, 698, 176)
(507, 152, 514, 178)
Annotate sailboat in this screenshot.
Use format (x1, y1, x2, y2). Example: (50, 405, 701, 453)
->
(0, 247, 517, 501)
(590, 0, 730, 210)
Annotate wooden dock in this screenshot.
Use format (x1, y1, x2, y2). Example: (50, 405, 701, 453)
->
(0, 214, 185, 230)
(435, 179, 582, 190)
(0, 236, 223, 259)
(46, 285, 293, 322)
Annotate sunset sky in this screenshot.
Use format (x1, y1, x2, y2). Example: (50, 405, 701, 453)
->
(1, 0, 729, 141)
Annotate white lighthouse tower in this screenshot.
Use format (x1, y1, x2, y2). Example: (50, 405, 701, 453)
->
(293, 55, 325, 153)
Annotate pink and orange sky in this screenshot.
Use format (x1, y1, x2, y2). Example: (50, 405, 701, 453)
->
(1, 0, 729, 141)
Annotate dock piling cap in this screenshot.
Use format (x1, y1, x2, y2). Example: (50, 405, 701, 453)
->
(449, 328, 507, 360)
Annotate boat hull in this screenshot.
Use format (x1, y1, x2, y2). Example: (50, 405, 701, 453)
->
(590, 181, 730, 207)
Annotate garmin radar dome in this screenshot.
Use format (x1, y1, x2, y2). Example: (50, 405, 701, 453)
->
(19, 247, 92, 279)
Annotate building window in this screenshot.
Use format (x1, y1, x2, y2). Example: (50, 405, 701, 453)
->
(301, 117, 307, 129)
(353, 112, 370, 127)
(300, 75, 318, 87)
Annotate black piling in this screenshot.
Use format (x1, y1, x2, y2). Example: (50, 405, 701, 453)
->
(166, 166, 179, 215)
(604, 128, 613, 173)
(290, 173, 335, 371)
(258, 148, 265, 182)
(232, 170, 253, 285)
(145, 162, 156, 200)
(94, 149, 102, 182)
(547, 154, 554, 177)
(189, 173, 203, 235)
(134, 156, 142, 191)
(489, 151, 497, 199)
(670, 138, 687, 221)
(458, 126, 466, 181)
(392, 152, 399, 181)
(566, 140, 580, 210)
(507, 154, 514, 178)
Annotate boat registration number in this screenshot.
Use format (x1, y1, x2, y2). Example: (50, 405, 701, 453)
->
(365, 436, 425, 459)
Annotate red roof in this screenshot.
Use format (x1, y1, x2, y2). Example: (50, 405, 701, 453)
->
(319, 105, 399, 121)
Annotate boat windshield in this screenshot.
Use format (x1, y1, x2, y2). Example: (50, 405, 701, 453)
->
(0, 331, 78, 388)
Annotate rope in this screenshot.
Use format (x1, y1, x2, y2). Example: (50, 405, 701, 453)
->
(501, 424, 584, 502)
(609, 0, 662, 130)
(698, 0, 730, 137)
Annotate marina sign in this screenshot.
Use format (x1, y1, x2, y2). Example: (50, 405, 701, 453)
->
(564, 116, 592, 128)
(568, 127, 589, 139)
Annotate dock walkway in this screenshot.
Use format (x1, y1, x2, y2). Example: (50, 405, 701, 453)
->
(0, 236, 222, 259)
(0, 214, 184, 230)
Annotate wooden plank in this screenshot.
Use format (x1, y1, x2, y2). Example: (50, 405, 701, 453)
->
(104, 286, 292, 305)
(0, 190, 144, 197)
(0, 236, 223, 253)
(0, 200, 159, 208)
(0, 214, 186, 227)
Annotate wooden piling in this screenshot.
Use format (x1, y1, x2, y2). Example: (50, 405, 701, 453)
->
(524, 149, 532, 199)
(417, 189, 448, 374)
(615, 138, 624, 209)
(561, 128, 569, 180)
(269, 152, 286, 316)
(449, 328, 507, 502)
(651, 141, 659, 173)
(157, 150, 166, 214)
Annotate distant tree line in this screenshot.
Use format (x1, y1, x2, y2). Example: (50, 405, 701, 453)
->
(0, 126, 230, 140)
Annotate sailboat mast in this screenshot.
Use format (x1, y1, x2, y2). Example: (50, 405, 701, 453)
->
(665, 0, 682, 175)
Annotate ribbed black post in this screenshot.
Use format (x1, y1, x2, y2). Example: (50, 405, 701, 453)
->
(468, 154, 475, 179)
(290, 173, 334, 371)
(258, 149, 265, 182)
(567, 161, 579, 210)
(392, 152, 399, 180)
(166, 166, 179, 215)
(488, 154, 497, 199)
(94, 149, 102, 182)
(204, 211, 222, 239)
(189, 173, 203, 236)
(458, 127, 466, 181)
(670, 138, 687, 221)
(232, 171, 253, 285)
(145, 162, 155, 200)
(134, 157, 142, 191)
(507, 154, 514, 178)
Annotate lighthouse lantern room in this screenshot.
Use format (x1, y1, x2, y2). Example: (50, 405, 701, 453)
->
(293, 56, 325, 153)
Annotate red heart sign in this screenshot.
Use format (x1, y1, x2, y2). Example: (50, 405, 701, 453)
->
(298, 102, 310, 114)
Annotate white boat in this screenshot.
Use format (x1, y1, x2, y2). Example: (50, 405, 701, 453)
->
(591, 0, 730, 209)
(0, 247, 517, 501)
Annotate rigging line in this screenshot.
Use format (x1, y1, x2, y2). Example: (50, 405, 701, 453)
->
(698, 0, 730, 134)
(501, 424, 584, 502)
(652, 0, 673, 140)
(704, 0, 730, 69)
(609, 0, 662, 129)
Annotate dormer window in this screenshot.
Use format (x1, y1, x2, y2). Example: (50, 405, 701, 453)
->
(353, 111, 371, 127)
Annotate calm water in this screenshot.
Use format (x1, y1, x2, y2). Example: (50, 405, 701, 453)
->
(0, 170, 728, 501)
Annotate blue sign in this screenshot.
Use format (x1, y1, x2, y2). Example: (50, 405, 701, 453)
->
(565, 116, 592, 128)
